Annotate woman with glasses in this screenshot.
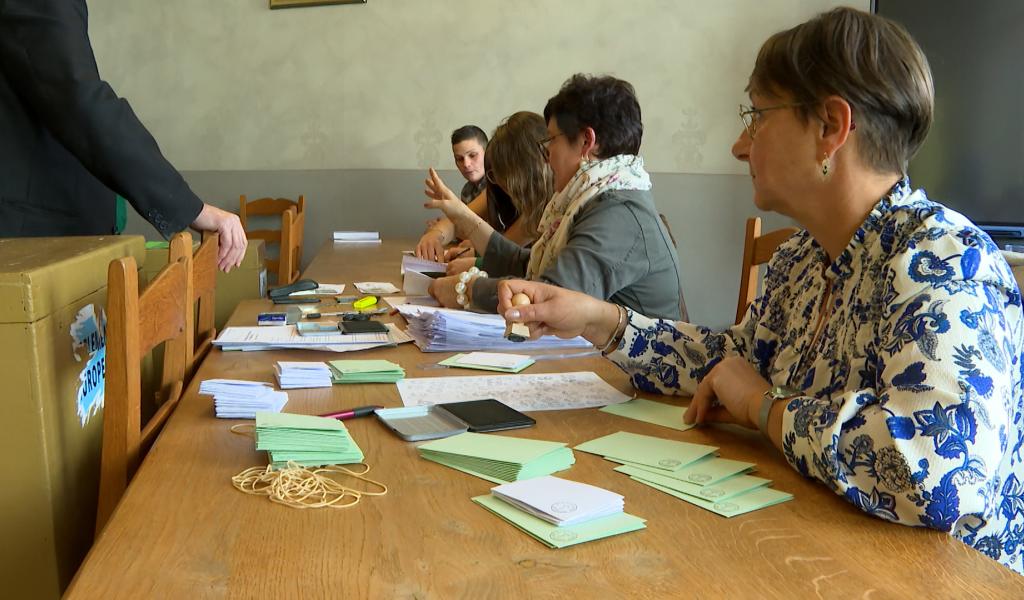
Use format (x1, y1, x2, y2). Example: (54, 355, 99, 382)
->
(425, 74, 686, 321)
(496, 8, 1024, 572)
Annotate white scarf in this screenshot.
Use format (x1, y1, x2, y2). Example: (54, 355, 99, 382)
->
(526, 154, 652, 279)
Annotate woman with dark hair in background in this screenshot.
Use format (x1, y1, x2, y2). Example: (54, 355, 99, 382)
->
(498, 8, 1024, 573)
(427, 74, 686, 321)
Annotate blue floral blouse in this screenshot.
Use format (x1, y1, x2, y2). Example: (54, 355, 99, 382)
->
(608, 180, 1024, 573)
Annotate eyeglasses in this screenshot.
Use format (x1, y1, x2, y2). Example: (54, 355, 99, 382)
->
(738, 103, 806, 138)
(536, 132, 566, 159)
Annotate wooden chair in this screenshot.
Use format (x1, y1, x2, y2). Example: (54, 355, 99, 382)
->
(239, 194, 304, 282)
(278, 206, 305, 285)
(168, 231, 219, 384)
(735, 217, 800, 324)
(96, 232, 193, 535)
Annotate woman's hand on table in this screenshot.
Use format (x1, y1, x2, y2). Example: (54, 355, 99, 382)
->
(427, 275, 462, 308)
(444, 239, 475, 262)
(416, 229, 446, 261)
(683, 356, 771, 429)
(497, 279, 620, 345)
(446, 256, 477, 276)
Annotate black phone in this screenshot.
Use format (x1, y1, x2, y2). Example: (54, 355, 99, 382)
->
(340, 320, 389, 334)
(436, 398, 535, 433)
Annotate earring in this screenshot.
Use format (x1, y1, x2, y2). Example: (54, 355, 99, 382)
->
(820, 153, 831, 178)
(581, 154, 593, 169)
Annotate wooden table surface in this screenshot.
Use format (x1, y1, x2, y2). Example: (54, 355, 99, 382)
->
(66, 239, 1023, 599)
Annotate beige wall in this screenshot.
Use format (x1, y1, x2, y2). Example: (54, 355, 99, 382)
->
(99, 0, 868, 327)
(89, 0, 866, 173)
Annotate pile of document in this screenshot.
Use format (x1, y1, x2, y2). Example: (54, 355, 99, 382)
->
(333, 231, 380, 243)
(328, 359, 405, 384)
(418, 431, 575, 483)
(212, 323, 411, 352)
(471, 494, 646, 548)
(393, 304, 592, 352)
(438, 352, 535, 373)
(274, 362, 333, 389)
(576, 431, 793, 517)
(255, 411, 364, 468)
(199, 379, 288, 419)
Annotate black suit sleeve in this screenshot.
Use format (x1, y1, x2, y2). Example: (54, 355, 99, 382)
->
(0, 0, 203, 237)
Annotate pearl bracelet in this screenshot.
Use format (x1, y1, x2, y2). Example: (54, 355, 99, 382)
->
(455, 267, 488, 310)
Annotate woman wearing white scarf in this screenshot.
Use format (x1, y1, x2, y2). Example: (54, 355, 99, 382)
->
(424, 74, 685, 321)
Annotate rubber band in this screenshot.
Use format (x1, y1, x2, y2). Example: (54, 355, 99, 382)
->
(231, 461, 388, 509)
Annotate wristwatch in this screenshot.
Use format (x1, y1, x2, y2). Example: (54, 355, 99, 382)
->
(758, 385, 798, 434)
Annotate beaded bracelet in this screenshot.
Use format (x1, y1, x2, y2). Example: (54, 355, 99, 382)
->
(455, 267, 488, 310)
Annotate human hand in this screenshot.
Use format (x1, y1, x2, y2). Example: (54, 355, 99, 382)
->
(683, 356, 770, 428)
(190, 203, 248, 272)
(446, 256, 476, 276)
(427, 275, 463, 309)
(497, 279, 620, 345)
(423, 168, 476, 235)
(444, 239, 475, 262)
(416, 229, 447, 261)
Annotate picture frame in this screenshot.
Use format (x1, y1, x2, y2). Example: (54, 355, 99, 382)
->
(269, 0, 366, 9)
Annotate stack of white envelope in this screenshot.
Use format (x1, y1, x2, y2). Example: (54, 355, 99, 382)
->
(274, 361, 333, 389)
(490, 475, 625, 526)
(199, 379, 289, 419)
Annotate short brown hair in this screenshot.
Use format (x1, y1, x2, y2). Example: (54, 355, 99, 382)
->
(749, 7, 933, 174)
(485, 112, 553, 235)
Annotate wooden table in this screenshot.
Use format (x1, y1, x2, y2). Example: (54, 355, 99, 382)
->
(66, 239, 1023, 598)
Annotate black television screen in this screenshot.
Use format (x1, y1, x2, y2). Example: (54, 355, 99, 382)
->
(874, 0, 1024, 238)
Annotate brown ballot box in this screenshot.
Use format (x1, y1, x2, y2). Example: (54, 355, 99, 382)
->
(0, 235, 145, 599)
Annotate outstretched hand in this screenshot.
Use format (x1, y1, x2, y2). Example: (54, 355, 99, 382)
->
(497, 279, 620, 345)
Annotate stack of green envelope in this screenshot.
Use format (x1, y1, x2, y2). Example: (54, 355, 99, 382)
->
(328, 359, 405, 384)
(575, 431, 793, 517)
(255, 411, 364, 468)
(418, 432, 575, 484)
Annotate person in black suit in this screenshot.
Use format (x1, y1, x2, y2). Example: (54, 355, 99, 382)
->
(0, 0, 246, 271)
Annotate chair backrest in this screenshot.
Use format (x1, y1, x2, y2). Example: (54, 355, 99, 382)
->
(239, 194, 305, 281)
(1002, 250, 1024, 291)
(278, 206, 305, 285)
(167, 231, 219, 383)
(736, 217, 800, 324)
(96, 232, 193, 535)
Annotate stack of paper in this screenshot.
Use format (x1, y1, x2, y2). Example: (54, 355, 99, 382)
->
(255, 411, 364, 468)
(439, 352, 535, 373)
(199, 379, 288, 419)
(472, 494, 646, 549)
(401, 255, 447, 295)
(418, 432, 575, 483)
(328, 359, 405, 384)
(274, 362, 333, 389)
(576, 431, 793, 517)
(333, 231, 380, 243)
(394, 304, 592, 352)
(490, 476, 624, 526)
(212, 323, 412, 352)
(354, 282, 400, 294)
(397, 372, 632, 412)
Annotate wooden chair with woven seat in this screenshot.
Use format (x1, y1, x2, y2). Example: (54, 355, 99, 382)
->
(96, 232, 193, 535)
(168, 231, 219, 384)
(239, 194, 304, 283)
(735, 217, 800, 324)
(278, 205, 305, 285)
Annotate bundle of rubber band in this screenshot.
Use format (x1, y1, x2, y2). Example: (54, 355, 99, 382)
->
(231, 461, 387, 509)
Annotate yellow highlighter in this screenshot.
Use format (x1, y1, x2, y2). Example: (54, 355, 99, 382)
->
(352, 295, 379, 310)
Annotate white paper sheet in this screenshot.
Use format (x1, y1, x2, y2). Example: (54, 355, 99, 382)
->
(396, 371, 632, 412)
(354, 282, 400, 294)
(402, 269, 434, 295)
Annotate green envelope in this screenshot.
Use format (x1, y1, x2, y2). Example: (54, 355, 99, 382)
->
(615, 464, 770, 502)
(635, 477, 793, 517)
(418, 432, 575, 483)
(255, 411, 365, 467)
(438, 353, 535, 373)
(574, 431, 717, 472)
(472, 494, 646, 548)
(328, 359, 405, 384)
(613, 455, 755, 486)
(599, 398, 694, 432)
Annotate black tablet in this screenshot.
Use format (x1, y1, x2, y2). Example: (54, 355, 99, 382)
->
(436, 398, 536, 433)
(340, 320, 389, 334)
